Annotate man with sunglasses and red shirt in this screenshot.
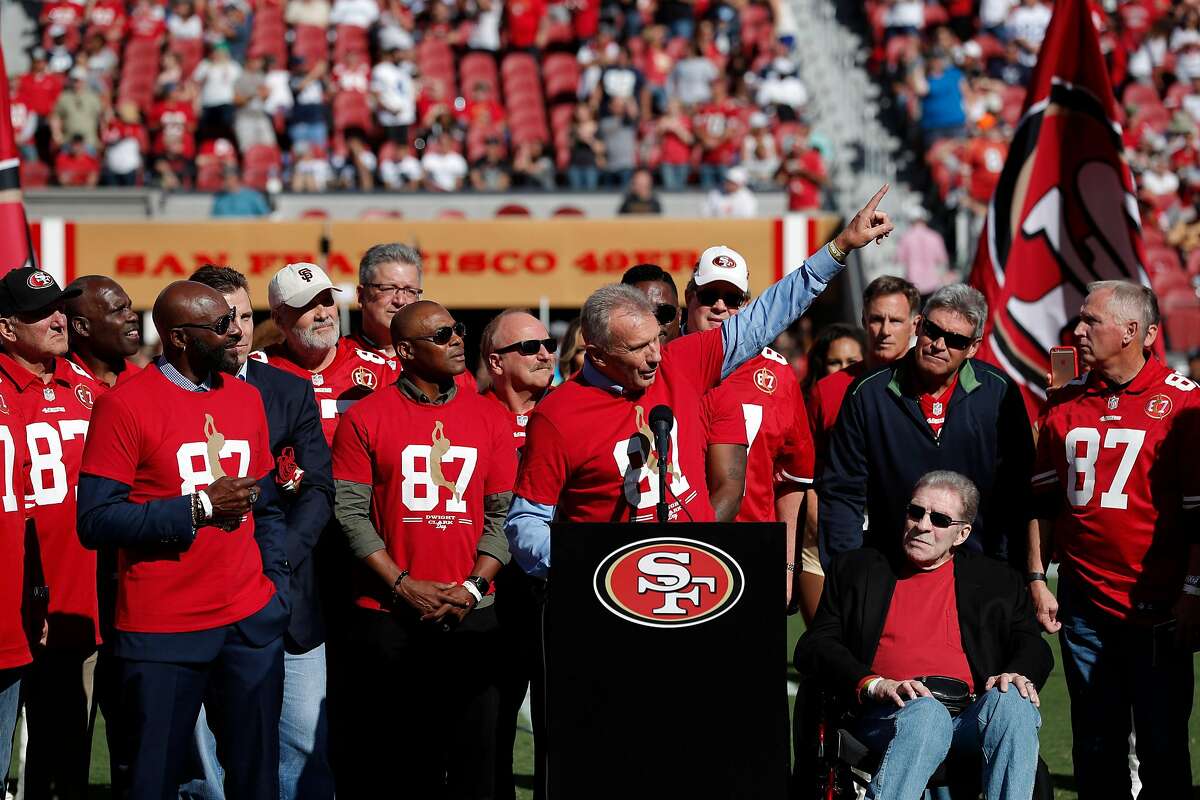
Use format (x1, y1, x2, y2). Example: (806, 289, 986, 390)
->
(818, 284, 1035, 570)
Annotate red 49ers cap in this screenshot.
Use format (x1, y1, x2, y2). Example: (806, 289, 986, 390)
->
(267, 262, 342, 310)
(0, 268, 81, 316)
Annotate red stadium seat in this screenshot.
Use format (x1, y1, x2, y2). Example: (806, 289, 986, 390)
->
(333, 25, 369, 61)
(1122, 82, 1161, 112)
(496, 203, 531, 217)
(170, 38, 205, 78)
(501, 53, 539, 81)
(292, 25, 329, 65)
(438, 208, 466, 219)
(1164, 304, 1200, 351)
(196, 163, 224, 191)
(360, 208, 403, 220)
(1186, 248, 1200, 277)
(553, 205, 585, 216)
(1144, 246, 1183, 281)
(1131, 105, 1171, 135)
(333, 92, 373, 132)
(20, 160, 51, 189)
(300, 208, 330, 218)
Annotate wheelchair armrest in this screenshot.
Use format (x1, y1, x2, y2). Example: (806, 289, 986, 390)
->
(834, 728, 875, 771)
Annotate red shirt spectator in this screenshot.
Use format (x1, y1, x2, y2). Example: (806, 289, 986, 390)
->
(964, 133, 1008, 204)
(197, 138, 239, 168)
(40, 1, 84, 31)
(86, 0, 128, 37)
(150, 96, 198, 158)
(507, 0, 546, 49)
(55, 145, 101, 186)
(695, 90, 743, 166)
(332, 60, 371, 94)
(18, 66, 64, 117)
(128, 0, 168, 40)
(781, 143, 827, 211)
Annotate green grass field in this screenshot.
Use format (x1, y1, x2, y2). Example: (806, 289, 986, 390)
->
(73, 579, 1200, 799)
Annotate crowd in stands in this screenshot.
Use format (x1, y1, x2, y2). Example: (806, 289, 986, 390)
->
(865, 0, 1200, 351)
(9, 0, 832, 209)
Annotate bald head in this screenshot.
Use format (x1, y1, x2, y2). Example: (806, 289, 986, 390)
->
(391, 300, 466, 382)
(154, 281, 241, 376)
(153, 281, 230, 334)
(66, 275, 141, 359)
(390, 299, 448, 343)
(65, 275, 122, 317)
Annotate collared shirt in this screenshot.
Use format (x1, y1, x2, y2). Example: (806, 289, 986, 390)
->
(396, 374, 457, 406)
(155, 356, 213, 392)
(580, 358, 624, 395)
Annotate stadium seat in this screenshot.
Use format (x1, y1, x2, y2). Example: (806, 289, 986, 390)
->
(1131, 105, 1171, 135)
(1122, 82, 1162, 112)
(170, 37, 205, 78)
(292, 25, 329, 66)
(196, 163, 225, 191)
(1186, 248, 1200, 277)
(438, 208, 466, 219)
(360, 208, 403, 220)
(333, 92, 373, 133)
(300, 208, 330, 218)
(553, 206, 585, 216)
(333, 25, 370, 62)
(1164, 305, 1200, 351)
(496, 203, 532, 217)
(20, 160, 51, 189)
(1145, 246, 1183, 279)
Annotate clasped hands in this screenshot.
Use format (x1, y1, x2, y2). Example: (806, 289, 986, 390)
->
(395, 576, 477, 624)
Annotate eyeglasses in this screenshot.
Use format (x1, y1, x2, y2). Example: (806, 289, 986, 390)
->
(409, 321, 466, 345)
(906, 503, 970, 529)
(495, 337, 556, 356)
(696, 287, 746, 309)
(653, 303, 678, 325)
(921, 319, 976, 351)
(174, 308, 236, 336)
(364, 283, 423, 301)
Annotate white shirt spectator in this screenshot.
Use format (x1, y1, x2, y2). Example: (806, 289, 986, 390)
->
(1007, 2, 1052, 66)
(422, 149, 468, 191)
(1182, 93, 1200, 125)
(885, 1, 925, 30)
(329, 0, 379, 28)
(979, 0, 1014, 31)
(333, 62, 371, 94)
(193, 59, 243, 107)
(10, 101, 37, 149)
(104, 135, 143, 175)
(380, 151, 423, 188)
(1142, 164, 1180, 197)
(294, 152, 334, 190)
(286, 0, 331, 27)
(1127, 34, 1168, 82)
(1178, 49, 1200, 83)
(378, 24, 414, 52)
(167, 12, 203, 38)
(757, 64, 808, 110)
(702, 186, 758, 218)
(264, 68, 295, 114)
(371, 61, 416, 126)
(669, 57, 719, 106)
(466, 0, 502, 51)
(741, 133, 779, 188)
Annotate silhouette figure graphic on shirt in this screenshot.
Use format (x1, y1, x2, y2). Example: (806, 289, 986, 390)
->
(204, 414, 227, 479)
(430, 420, 460, 501)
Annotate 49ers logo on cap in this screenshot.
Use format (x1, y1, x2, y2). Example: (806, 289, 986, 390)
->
(593, 537, 744, 628)
(351, 366, 377, 389)
(711, 255, 737, 269)
(754, 367, 776, 394)
(74, 384, 95, 410)
(27, 271, 54, 290)
(1145, 394, 1173, 420)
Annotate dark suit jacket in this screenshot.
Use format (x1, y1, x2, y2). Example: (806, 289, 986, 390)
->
(795, 549, 1053, 700)
(245, 359, 334, 653)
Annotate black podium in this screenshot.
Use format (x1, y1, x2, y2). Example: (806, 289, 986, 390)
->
(545, 522, 787, 798)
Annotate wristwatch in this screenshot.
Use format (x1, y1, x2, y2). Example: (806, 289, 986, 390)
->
(464, 575, 490, 597)
(1025, 572, 1047, 585)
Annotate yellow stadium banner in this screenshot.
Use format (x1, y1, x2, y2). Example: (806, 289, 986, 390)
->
(51, 215, 840, 308)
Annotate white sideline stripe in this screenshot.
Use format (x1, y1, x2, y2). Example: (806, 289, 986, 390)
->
(39, 218, 65, 286)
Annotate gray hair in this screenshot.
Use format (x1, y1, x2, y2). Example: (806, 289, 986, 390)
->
(913, 470, 980, 524)
(581, 284, 656, 350)
(358, 242, 422, 285)
(922, 284, 988, 338)
(1087, 280, 1159, 333)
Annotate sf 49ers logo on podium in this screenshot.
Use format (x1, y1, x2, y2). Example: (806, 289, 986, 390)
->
(593, 537, 744, 628)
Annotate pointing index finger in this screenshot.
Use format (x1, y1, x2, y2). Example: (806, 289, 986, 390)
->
(863, 183, 890, 215)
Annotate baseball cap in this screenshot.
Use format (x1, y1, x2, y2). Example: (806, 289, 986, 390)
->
(693, 246, 749, 294)
(268, 262, 341, 310)
(0, 268, 81, 316)
(725, 166, 749, 187)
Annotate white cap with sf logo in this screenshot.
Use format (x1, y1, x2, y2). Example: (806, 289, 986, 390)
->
(267, 262, 342, 310)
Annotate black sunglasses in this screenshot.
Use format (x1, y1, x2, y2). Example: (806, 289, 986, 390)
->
(653, 303, 679, 325)
(696, 287, 746, 309)
(174, 308, 236, 336)
(906, 503, 970, 529)
(410, 321, 466, 345)
(495, 337, 556, 356)
(921, 319, 976, 351)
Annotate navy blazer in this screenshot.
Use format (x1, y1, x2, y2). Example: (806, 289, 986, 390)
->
(244, 359, 334, 653)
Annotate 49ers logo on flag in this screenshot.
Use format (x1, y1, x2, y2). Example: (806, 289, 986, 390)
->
(593, 538, 744, 628)
(968, 0, 1151, 418)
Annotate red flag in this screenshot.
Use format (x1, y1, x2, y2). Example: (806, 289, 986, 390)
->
(967, 0, 1149, 419)
(0, 44, 38, 275)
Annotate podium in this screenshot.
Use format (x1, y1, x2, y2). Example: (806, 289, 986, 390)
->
(545, 522, 787, 798)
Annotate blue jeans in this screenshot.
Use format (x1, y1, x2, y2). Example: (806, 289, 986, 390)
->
(698, 164, 727, 191)
(660, 163, 689, 191)
(567, 166, 599, 190)
(855, 689, 1041, 800)
(182, 645, 331, 800)
(1057, 574, 1193, 799)
(0, 668, 21, 786)
(288, 121, 328, 148)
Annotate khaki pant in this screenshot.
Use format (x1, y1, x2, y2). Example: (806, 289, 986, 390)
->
(23, 647, 97, 800)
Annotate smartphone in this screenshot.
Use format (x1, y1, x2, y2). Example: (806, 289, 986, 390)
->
(1049, 346, 1078, 388)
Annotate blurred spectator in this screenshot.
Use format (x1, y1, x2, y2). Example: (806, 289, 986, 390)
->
(19, 50, 63, 121)
(777, 124, 826, 211)
(330, 0, 381, 27)
(157, 53, 185, 97)
(896, 206, 951, 298)
(196, 137, 239, 173)
(128, 0, 168, 40)
(334, 129, 378, 189)
(167, 0, 204, 39)
(79, 35, 119, 86)
(100, 103, 149, 186)
(593, 47, 650, 119)
(1006, 0, 1052, 70)
(695, 79, 743, 190)
(599, 96, 638, 187)
(466, 0, 503, 52)
(379, 142, 423, 189)
(567, 103, 604, 190)
(656, 98, 694, 190)
(289, 59, 329, 146)
(333, 49, 371, 95)
(45, 28, 76, 74)
(989, 40, 1032, 87)
(702, 166, 757, 217)
(291, 143, 335, 191)
(214, 4, 253, 61)
(263, 56, 295, 117)
(506, 0, 547, 51)
(87, 0, 129, 42)
(756, 41, 808, 121)
(962, 120, 1008, 217)
(52, 68, 103, 151)
(233, 56, 278, 151)
(41, 0, 83, 36)
(9, 79, 38, 162)
(802, 322, 866, 398)
(151, 83, 199, 162)
(211, 167, 271, 217)
(458, 81, 506, 135)
(286, 0, 332, 27)
(911, 50, 966, 144)
(882, 0, 924, 39)
(55, 135, 101, 186)
(656, 0, 696, 41)
(742, 112, 780, 189)
(377, 0, 416, 51)
(372, 48, 417, 144)
(422, 133, 469, 191)
(193, 43, 243, 139)
(512, 140, 556, 189)
(617, 167, 662, 214)
(668, 42, 719, 106)
(640, 26, 674, 112)
(979, 0, 1014, 38)
(470, 138, 513, 191)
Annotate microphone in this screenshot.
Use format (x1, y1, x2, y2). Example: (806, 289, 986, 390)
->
(648, 405, 673, 524)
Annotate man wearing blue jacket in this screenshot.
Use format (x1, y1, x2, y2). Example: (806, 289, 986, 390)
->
(817, 284, 1034, 569)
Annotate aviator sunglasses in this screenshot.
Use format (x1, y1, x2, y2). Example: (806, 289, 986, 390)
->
(695, 287, 747, 309)
(906, 502, 970, 529)
(410, 321, 467, 345)
(920, 318, 976, 351)
(174, 308, 237, 336)
(653, 303, 679, 325)
(495, 337, 557, 356)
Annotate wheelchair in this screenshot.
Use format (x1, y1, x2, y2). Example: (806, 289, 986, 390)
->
(790, 673, 1054, 799)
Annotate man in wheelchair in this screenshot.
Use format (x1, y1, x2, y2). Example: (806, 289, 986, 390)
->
(796, 470, 1052, 799)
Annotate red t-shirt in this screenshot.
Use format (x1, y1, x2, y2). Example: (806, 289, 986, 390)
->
(482, 389, 533, 451)
(128, 5, 166, 39)
(0, 393, 33, 670)
(965, 138, 1007, 204)
(695, 100, 742, 166)
(151, 100, 197, 157)
(1032, 359, 1200, 621)
(660, 116, 693, 165)
(65, 354, 143, 390)
(870, 559, 974, 690)
(702, 349, 815, 522)
(344, 329, 476, 393)
(79, 365, 276, 634)
(785, 148, 826, 211)
(332, 385, 517, 610)
(18, 72, 64, 117)
(254, 337, 392, 446)
(0, 354, 102, 648)
(507, 0, 546, 48)
(86, 0, 127, 33)
(918, 372, 958, 439)
(41, 1, 83, 29)
(515, 327, 725, 523)
(332, 62, 370, 94)
(807, 361, 867, 468)
(56, 152, 100, 186)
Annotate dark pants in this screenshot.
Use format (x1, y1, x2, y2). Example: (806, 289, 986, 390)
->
(1058, 574, 1193, 799)
(23, 646, 97, 800)
(345, 604, 500, 799)
(117, 627, 284, 800)
(493, 565, 545, 800)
